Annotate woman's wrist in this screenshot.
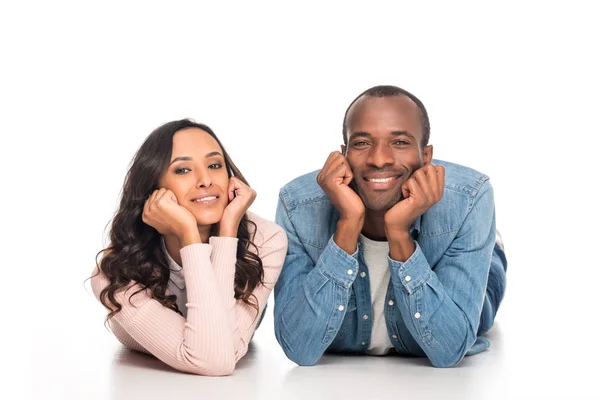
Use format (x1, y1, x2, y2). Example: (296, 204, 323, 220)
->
(178, 228, 202, 246)
(218, 222, 239, 238)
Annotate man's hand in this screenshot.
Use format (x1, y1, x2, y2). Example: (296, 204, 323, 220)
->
(317, 151, 365, 254)
(385, 164, 445, 261)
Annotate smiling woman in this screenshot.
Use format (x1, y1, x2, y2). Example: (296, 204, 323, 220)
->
(89, 119, 287, 376)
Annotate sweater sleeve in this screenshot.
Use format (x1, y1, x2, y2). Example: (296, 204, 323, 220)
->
(209, 222, 287, 360)
(90, 243, 236, 376)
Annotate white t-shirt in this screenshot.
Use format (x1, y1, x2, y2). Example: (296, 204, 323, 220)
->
(360, 234, 395, 355)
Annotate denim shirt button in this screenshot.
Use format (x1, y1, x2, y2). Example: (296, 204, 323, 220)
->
(392, 335, 397, 339)
(414, 312, 421, 319)
(362, 314, 369, 320)
(388, 300, 394, 306)
(361, 341, 366, 345)
(338, 305, 345, 311)
(405, 275, 412, 282)
(360, 272, 366, 278)
(347, 269, 354, 275)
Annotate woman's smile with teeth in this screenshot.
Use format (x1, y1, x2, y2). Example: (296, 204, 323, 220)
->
(193, 196, 217, 202)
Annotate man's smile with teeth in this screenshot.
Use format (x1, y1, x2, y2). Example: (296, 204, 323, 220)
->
(366, 177, 396, 183)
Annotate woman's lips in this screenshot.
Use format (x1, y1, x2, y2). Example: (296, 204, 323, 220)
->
(190, 195, 219, 205)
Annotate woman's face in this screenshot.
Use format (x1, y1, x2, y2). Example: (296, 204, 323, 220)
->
(158, 127, 230, 227)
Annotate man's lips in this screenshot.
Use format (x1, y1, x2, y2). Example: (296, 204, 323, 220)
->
(364, 176, 397, 183)
(361, 173, 404, 190)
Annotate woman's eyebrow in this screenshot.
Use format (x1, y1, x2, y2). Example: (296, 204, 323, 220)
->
(170, 152, 223, 164)
(205, 151, 223, 159)
(170, 156, 192, 165)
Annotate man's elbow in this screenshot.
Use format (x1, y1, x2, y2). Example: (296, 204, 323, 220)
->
(430, 355, 464, 368)
(428, 345, 469, 368)
(275, 327, 321, 366)
(284, 348, 321, 367)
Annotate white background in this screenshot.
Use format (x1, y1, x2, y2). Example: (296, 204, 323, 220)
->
(2, 1, 599, 399)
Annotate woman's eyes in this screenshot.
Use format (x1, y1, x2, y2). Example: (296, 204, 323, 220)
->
(174, 163, 222, 174)
(174, 167, 191, 174)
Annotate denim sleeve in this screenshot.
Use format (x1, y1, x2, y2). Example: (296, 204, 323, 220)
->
(273, 194, 359, 366)
(389, 180, 496, 368)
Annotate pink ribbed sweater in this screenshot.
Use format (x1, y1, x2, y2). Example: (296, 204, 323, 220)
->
(91, 213, 287, 376)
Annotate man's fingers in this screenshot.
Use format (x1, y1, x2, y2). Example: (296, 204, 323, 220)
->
(423, 164, 440, 198)
(319, 151, 343, 178)
(407, 177, 425, 201)
(436, 166, 445, 195)
(413, 169, 435, 203)
(330, 159, 353, 185)
(319, 151, 353, 186)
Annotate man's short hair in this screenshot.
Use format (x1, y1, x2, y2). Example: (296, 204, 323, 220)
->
(342, 85, 430, 147)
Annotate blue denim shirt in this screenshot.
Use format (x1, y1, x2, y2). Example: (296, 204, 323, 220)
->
(274, 159, 505, 367)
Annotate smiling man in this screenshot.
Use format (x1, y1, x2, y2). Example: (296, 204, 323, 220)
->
(273, 85, 507, 367)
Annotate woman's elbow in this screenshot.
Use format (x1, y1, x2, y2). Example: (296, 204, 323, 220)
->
(190, 359, 236, 376)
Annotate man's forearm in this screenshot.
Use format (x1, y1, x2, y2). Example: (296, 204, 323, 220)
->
(274, 236, 359, 366)
(387, 229, 416, 262)
(334, 217, 363, 254)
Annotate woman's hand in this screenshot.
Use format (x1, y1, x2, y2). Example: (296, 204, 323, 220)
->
(142, 188, 201, 244)
(219, 177, 256, 237)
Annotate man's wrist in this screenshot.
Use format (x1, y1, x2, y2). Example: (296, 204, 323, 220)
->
(387, 229, 415, 262)
(334, 217, 363, 255)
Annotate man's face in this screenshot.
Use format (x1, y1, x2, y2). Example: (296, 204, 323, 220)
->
(343, 95, 432, 212)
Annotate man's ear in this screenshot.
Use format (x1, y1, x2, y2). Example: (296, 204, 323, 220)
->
(423, 145, 433, 164)
(341, 144, 347, 155)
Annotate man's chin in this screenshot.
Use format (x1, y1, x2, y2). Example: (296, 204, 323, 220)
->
(360, 195, 401, 213)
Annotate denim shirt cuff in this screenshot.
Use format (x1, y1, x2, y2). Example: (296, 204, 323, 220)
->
(317, 235, 359, 288)
(389, 241, 431, 295)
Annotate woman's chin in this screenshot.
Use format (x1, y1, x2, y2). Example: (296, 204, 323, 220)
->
(193, 211, 224, 227)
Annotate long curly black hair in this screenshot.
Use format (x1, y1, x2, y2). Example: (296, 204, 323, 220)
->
(94, 119, 263, 320)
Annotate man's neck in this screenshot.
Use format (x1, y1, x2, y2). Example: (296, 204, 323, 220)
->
(361, 209, 388, 241)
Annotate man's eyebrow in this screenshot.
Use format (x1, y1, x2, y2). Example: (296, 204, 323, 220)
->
(349, 131, 416, 140)
(348, 131, 372, 140)
(390, 131, 416, 140)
